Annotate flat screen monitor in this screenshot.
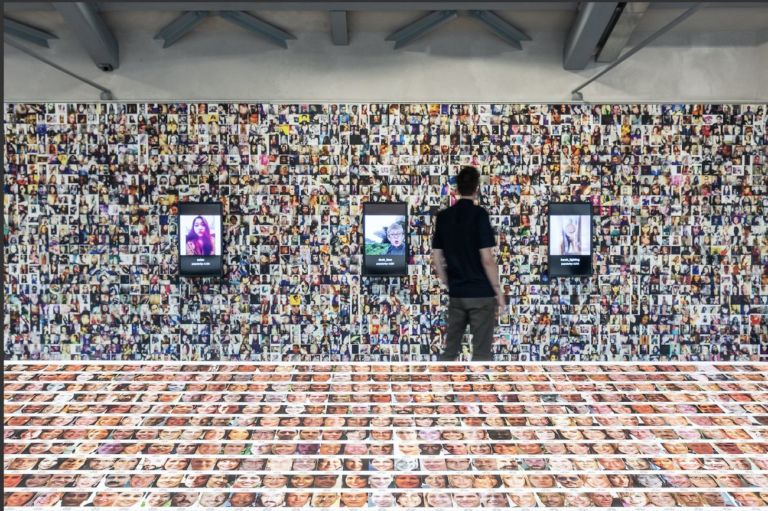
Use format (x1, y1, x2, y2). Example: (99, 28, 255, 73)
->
(178, 202, 223, 277)
(548, 202, 593, 277)
(362, 202, 408, 276)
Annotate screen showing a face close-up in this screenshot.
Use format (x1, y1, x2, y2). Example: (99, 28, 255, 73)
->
(179, 214, 221, 257)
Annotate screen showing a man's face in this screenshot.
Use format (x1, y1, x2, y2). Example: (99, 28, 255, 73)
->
(387, 226, 404, 248)
(364, 215, 406, 255)
(363, 203, 408, 276)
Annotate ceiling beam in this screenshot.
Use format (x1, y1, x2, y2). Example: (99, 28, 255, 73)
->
(53, 2, 119, 71)
(329, 10, 349, 45)
(219, 11, 296, 48)
(597, 2, 650, 62)
(572, 3, 704, 99)
(8, 2, 768, 13)
(3, 3, 55, 12)
(563, 1, 619, 70)
(5, 36, 113, 99)
(386, 10, 458, 49)
(4, 2, 581, 13)
(154, 11, 209, 48)
(4, 16, 57, 47)
(468, 10, 530, 49)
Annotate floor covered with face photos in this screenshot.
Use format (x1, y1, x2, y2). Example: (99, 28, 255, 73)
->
(3, 362, 768, 509)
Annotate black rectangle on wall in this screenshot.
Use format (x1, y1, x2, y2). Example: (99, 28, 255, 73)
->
(178, 202, 223, 277)
(548, 202, 593, 278)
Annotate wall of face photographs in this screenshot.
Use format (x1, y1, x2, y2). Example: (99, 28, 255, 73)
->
(3, 102, 768, 362)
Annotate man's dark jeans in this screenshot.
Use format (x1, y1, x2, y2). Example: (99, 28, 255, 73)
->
(438, 296, 496, 361)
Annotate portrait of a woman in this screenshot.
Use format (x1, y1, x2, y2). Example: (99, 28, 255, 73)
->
(185, 216, 215, 256)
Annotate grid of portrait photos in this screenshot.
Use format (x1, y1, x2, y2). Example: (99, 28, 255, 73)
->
(4, 362, 768, 509)
(3, 102, 767, 362)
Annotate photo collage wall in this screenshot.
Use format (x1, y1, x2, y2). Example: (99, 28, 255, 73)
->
(3, 102, 767, 361)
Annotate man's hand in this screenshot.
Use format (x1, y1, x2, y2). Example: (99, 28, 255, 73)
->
(496, 293, 506, 318)
(432, 249, 449, 288)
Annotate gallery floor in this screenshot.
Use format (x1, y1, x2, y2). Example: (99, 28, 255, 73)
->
(3, 362, 768, 509)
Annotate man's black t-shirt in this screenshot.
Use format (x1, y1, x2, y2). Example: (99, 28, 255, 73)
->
(432, 199, 496, 298)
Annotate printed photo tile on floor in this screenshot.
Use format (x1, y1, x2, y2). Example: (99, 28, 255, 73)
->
(4, 362, 768, 508)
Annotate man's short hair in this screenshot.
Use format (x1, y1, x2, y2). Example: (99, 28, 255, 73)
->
(387, 223, 404, 235)
(457, 166, 480, 196)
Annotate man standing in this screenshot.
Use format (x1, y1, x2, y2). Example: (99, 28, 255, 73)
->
(431, 166, 504, 361)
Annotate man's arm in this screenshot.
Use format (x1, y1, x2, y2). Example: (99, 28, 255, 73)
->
(431, 249, 449, 288)
(480, 247, 505, 314)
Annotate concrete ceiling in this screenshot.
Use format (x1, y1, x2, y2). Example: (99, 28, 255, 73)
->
(5, 2, 767, 31)
(4, 1, 767, 73)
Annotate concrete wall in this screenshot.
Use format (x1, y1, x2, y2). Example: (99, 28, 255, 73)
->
(4, 8, 768, 103)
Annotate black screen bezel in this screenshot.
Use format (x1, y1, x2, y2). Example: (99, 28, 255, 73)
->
(362, 202, 409, 277)
(178, 202, 224, 277)
(547, 201, 594, 278)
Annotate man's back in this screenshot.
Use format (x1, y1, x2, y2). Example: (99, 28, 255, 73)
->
(432, 199, 496, 298)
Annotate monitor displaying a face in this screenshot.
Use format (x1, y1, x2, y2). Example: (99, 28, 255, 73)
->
(363, 203, 408, 276)
(548, 202, 593, 277)
(178, 203, 223, 277)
